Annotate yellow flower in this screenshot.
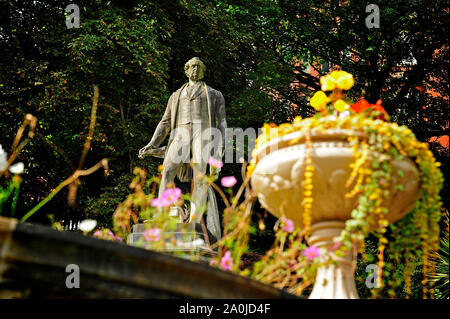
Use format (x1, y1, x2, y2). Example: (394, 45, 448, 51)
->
(258, 220, 266, 230)
(293, 116, 303, 125)
(320, 74, 336, 91)
(320, 71, 354, 91)
(330, 70, 354, 90)
(334, 99, 350, 112)
(261, 123, 274, 134)
(246, 162, 256, 177)
(279, 123, 293, 135)
(310, 91, 329, 110)
(304, 190, 313, 197)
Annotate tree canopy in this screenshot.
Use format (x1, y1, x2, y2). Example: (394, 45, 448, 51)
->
(0, 0, 448, 226)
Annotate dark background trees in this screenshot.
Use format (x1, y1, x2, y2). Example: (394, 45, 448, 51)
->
(0, 0, 448, 251)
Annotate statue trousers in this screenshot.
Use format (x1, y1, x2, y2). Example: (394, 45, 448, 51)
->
(159, 123, 209, 223)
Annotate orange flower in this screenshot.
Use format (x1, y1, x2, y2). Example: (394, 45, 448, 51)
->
(351, 99, 388, 121)
(372, 100, 388, 121)
(350, 99, 371, 113)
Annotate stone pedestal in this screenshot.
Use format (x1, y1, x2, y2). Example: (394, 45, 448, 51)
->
(308, 221, 359, 299)
(126, 221, 217, 262)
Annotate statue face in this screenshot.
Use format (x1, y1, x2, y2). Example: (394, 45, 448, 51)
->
(186, 60, 204, 81)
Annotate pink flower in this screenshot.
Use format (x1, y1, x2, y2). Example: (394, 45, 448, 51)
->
(151, 197, 170, 207)
(303, 246, 321, 261)
(209, 259, 217, 266)
(161, 187, 182, 203)
(220, 251, 234, 271)
(151, 187, 182, 207)
(208, 157, 223, 169)
(144, 228, 162, 242)
(221, 176, 237, 188)
(282, 218, 295, 233)
(93, 229, 121, 241)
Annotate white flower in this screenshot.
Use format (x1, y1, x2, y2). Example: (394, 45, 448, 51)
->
(0, 144, 7, 172)
(339, 111, 351, 119)
(0, 145, 24, 174)
(9, 162, 24, 174)
(78, 219, 97, 232)
(175, 238, 205, 249)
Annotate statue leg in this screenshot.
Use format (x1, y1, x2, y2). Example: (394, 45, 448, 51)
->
(159, 126, 191, 197)
(159, 162, 179, 197)
(190, 122, 208, 222)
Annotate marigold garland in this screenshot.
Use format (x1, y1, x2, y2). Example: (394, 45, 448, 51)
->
(302, 131, 314, 238)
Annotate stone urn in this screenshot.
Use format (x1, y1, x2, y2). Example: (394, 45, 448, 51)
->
(251, 128, 421, 299)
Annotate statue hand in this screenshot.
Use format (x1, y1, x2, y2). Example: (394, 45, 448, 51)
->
(138, 145, 153, 159)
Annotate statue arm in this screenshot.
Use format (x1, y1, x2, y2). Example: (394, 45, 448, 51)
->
(148, 94, 173, 148)
(215, 91, 227, 158)
(138, 95, 173, 159)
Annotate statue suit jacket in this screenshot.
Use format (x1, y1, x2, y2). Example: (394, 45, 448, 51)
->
(149, 82, 227, 175)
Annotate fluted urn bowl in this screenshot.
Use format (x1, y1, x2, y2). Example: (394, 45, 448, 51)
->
(251, 128, 421, 298)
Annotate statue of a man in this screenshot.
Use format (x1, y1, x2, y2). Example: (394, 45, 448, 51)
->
(139, 57, 226, 239)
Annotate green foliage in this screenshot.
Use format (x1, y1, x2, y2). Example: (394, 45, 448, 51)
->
(84, 173, 134, 229)
(429, 210, 449, 299)
(356, 235, 425, 299)
(0, 176, 21, 217)
(0, 1, 171, 224)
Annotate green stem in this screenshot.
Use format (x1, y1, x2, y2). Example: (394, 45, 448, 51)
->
(20, 180, 68, 223)
(11, 179, 21, 217)
(0, 184, 14, 216)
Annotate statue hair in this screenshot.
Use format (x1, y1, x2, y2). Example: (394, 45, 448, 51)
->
(184, 57, 206, 79)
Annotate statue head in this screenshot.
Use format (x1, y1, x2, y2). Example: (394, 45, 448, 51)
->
(184, 57, 206, 82)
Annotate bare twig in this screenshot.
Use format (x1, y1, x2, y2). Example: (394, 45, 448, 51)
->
(209, 181, 231, 208)
(20, 85, 108, 221)
(78, 84, 99, 170)
(0, 114, 37, 179)
(68, 84, 100, 206)
(20, 159, 108, 223)
(10, 114, 37, 155)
